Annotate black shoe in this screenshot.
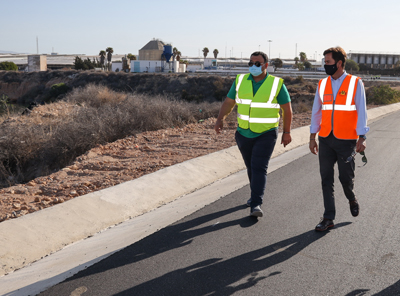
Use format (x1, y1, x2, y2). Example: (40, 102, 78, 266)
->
(350, 200, 359, 217)
(246, 198, 251, 207)
(315, 218, 334, 232)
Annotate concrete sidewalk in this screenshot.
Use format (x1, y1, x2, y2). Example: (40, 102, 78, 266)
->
(0, 103, 399, 292)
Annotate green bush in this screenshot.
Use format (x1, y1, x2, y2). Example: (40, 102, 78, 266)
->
(366, 85, 400, 105)
(0, 94, 10, 117)
(42, 83, 70, 103)
(346, 59, 359, 72)
(50, 83, 69, 97)
(0, 61, 18, 71)
(74, 56, 101, 70)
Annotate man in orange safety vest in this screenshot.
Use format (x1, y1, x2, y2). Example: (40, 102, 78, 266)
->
(309, 46, 369, 231)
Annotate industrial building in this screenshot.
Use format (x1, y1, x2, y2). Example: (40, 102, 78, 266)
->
(27, 55, 47, 72)
(133, 39, 185, 73)
(348, 51, 400, 69)
(0, 54, 124, 71)
(138, 39, 165, 61)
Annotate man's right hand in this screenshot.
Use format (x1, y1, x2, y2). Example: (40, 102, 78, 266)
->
(309, 139, 318, 155)
(214, 119, 223, 134)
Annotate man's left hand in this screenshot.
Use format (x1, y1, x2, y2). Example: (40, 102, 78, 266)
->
(356, 138, 366, 153)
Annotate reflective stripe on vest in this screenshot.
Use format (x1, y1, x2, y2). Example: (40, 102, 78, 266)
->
(235, 73, 282, 133)
(318, 75, 359, 140)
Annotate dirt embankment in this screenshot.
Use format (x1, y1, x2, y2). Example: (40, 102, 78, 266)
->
(0, 71, 234, 105)
(0, 71, 320, 107)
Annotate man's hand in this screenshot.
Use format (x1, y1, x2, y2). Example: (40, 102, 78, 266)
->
(309, 139, 318, 155)
(214, 119, 223, 134)
(356, 138, 366, 153)
(214, 97, 236, 134)
(280, 102, 292, 147)
(281, 133, 291, 147)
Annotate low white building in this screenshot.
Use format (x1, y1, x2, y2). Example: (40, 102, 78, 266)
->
(130, 60, 185, 73)
(111, 62, 123, 72)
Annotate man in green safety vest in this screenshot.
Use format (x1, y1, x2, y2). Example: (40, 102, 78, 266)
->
(215, 51, 292, 218)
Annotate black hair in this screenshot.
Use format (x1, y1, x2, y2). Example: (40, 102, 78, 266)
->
(251, 51, 268, 63)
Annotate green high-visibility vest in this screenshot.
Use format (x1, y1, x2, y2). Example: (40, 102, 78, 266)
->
(235, 73, 283, 133)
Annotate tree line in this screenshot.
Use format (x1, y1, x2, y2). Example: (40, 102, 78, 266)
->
(74, 47, 138, 71)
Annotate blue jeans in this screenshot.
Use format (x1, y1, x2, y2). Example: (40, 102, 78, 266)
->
(235, 129, 278, 208)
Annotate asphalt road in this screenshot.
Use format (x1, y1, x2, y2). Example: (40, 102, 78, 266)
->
(38, 111, 400, 296)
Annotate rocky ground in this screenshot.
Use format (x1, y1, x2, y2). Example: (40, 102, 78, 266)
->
(0, 112, 313, 222)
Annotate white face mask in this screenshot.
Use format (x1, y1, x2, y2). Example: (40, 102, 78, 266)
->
(249, 65, 263, 76)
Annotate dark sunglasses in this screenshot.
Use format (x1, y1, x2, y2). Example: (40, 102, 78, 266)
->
(344, 150, 367, 167)
(248, 61, 264, 67)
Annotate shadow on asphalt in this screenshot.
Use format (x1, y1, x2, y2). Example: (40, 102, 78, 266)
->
(346, 280, 400, 296)
(372, 279, 400, 295)
(45, 217, 352, 296)
(345, 280, 400, 296)
(110, 222, 352, 296)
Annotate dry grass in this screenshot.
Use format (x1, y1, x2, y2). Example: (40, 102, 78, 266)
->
(0, 84, 222, 188)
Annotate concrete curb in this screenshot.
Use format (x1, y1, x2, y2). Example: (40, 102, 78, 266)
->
(1, 102, 399, 277)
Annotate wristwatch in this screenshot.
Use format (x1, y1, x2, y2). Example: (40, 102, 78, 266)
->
(359, 135, 367, 140)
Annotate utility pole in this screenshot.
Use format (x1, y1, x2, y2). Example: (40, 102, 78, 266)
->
(225, 42, 227, 59)
(268, 40, 272, 59)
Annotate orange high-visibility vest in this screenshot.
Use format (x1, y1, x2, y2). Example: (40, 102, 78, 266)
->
(318, 74, 359, 140)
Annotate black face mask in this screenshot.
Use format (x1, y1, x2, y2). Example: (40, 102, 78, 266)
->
(324, 63, 338, 76)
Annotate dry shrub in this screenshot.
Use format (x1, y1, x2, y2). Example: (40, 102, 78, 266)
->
(0, 85, 222, 187)
(292, 101, 311, 114)
(67, 84, 128, 108)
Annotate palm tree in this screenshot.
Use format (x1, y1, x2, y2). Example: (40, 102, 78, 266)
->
(99, 50, 106, 68)
(299, 52, 307, 62)
(127, 53, 136, 61)
(173, 47, 179, 60)
(176, 51, 182, 61)
(203, 47, 209, 59)
(106, 47, 114, 71)
(294, 56, 299, 65)
(213, 49, 219, 59)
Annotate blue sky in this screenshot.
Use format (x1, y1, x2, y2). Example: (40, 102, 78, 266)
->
(1, 0, 399, 60)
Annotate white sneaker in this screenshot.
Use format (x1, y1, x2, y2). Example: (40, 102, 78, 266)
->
(250, 206, 263, 217)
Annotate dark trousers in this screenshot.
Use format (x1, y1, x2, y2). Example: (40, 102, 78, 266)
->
(318, 132, 357, 220)
(235, 129, 277, 208)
